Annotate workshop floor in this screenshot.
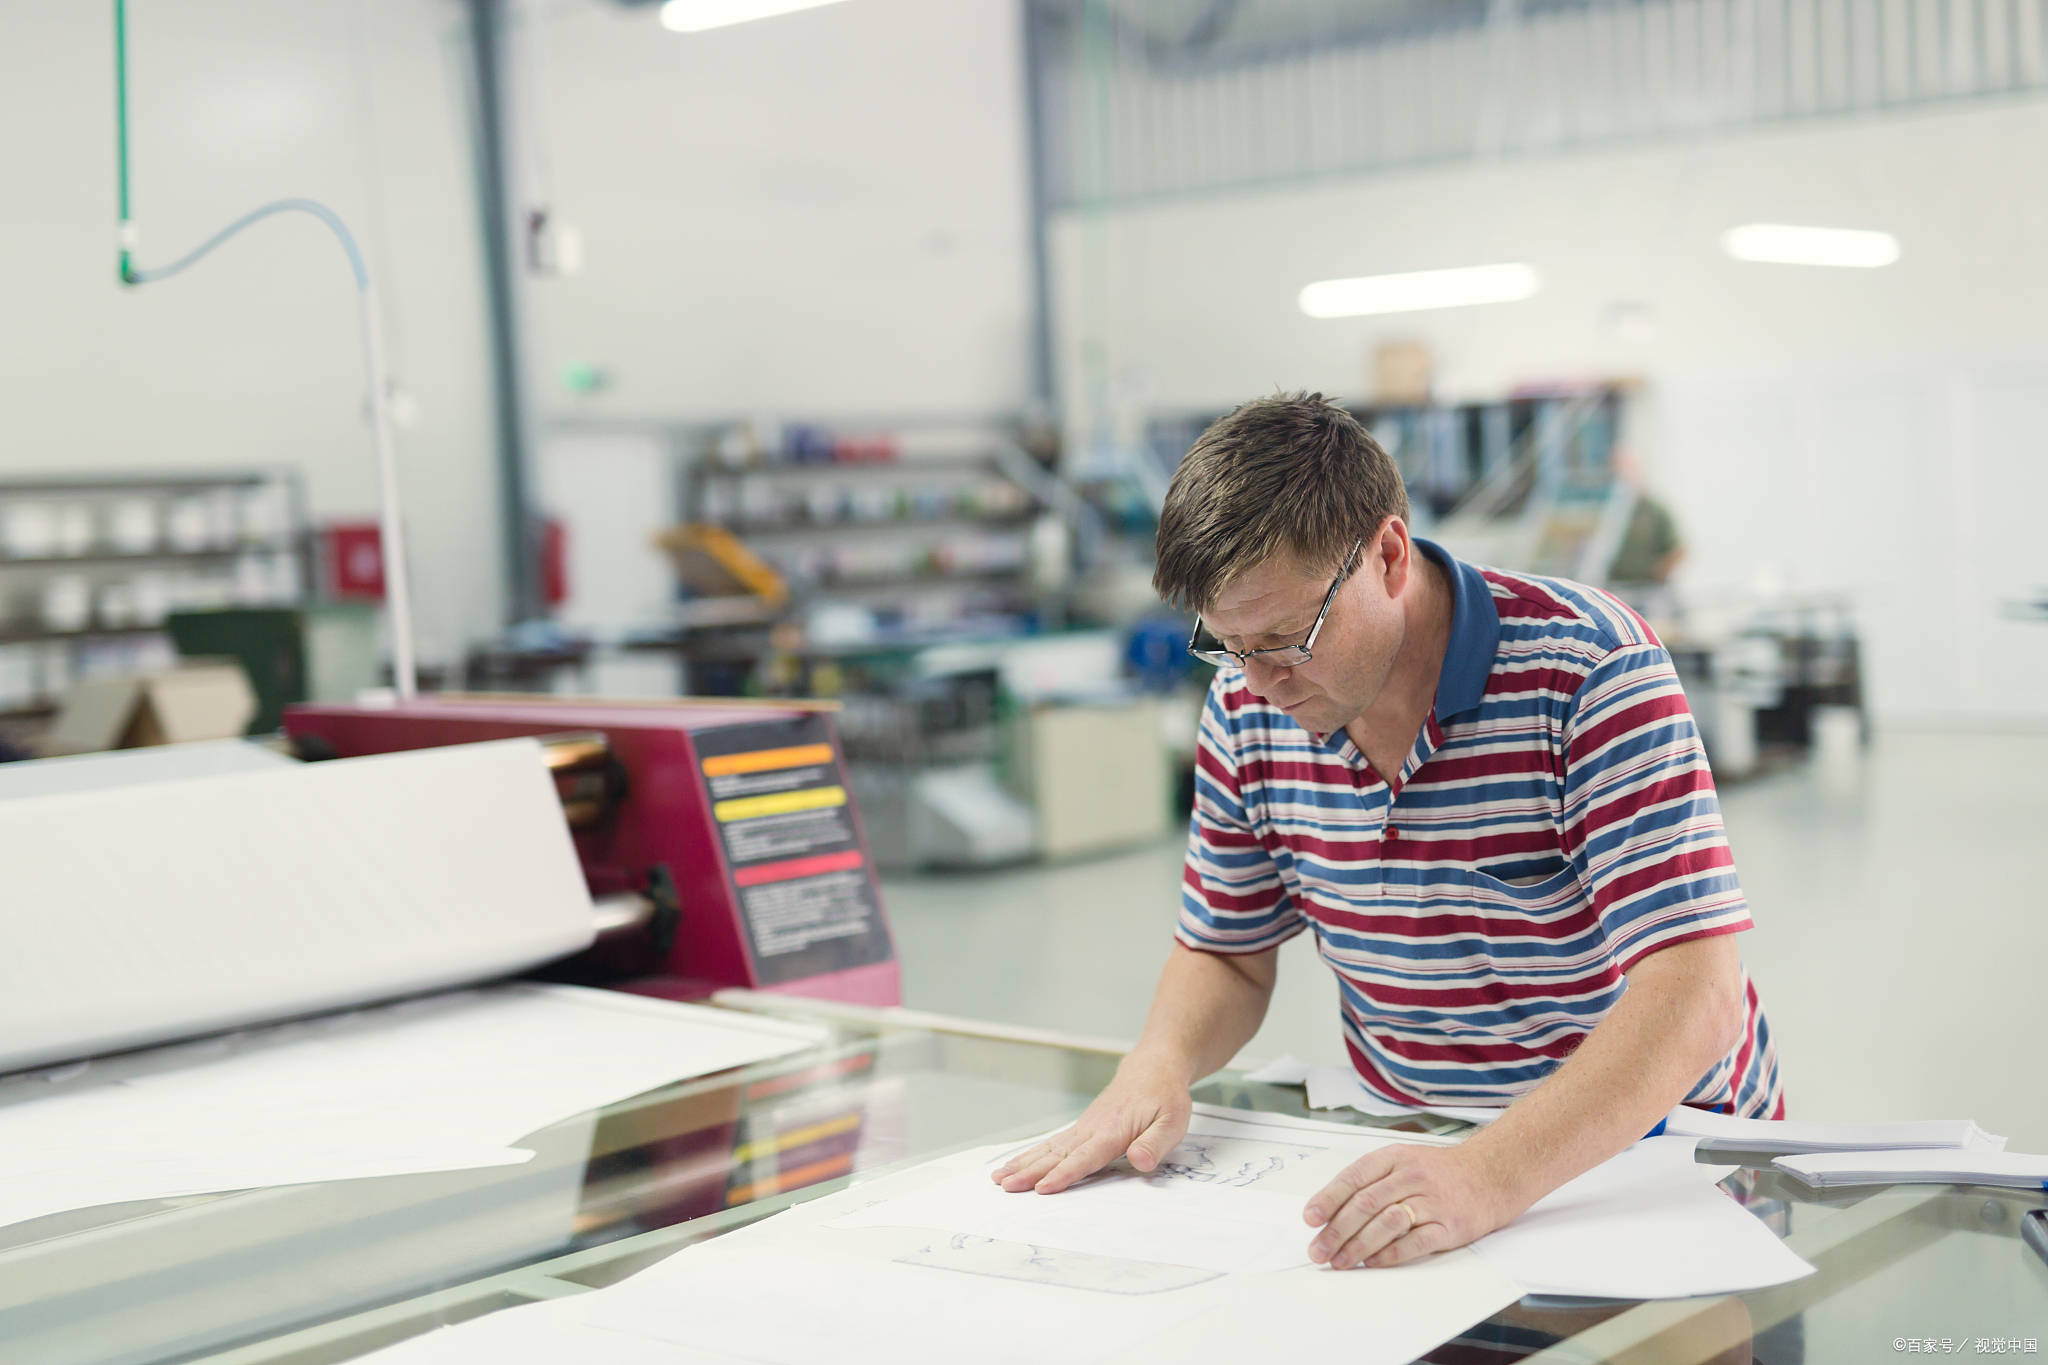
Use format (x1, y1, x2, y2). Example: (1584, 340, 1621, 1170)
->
(883, 727, 2048, 1148)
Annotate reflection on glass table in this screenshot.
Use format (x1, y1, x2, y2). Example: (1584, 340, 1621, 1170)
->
(3, 992, 2042, 1365)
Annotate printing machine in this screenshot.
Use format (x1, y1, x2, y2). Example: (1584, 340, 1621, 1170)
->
(0, 716, 901, 1364)
(281, 695, 902, 1008)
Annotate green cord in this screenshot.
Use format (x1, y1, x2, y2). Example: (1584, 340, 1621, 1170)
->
(115, 0, 133, 283)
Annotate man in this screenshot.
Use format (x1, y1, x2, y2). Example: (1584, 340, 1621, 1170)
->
(1608, 449, 1687, 587)
(994, 393, 1781, 1274)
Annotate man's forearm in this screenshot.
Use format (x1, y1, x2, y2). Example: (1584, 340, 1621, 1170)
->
(1458, 935, 1746, 1214)
(1125, 943, 1276, 1085)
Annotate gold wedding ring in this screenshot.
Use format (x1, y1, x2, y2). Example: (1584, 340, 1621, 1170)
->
(1391, 1201, 1417, 1233)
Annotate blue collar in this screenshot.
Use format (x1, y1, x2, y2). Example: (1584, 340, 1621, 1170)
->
(1415, 537, 1499, 721)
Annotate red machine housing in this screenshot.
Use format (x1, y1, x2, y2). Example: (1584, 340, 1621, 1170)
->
(283, 697, 900, 1007)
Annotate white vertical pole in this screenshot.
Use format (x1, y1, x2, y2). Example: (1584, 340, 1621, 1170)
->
(359, 284, 418, 700)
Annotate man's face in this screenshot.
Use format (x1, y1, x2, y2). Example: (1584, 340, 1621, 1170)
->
(1200, 532, 1411, 735)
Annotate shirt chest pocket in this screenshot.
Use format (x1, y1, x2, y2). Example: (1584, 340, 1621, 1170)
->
(1467, 848, 1573, 888)
(1445, 859, 1583, 923)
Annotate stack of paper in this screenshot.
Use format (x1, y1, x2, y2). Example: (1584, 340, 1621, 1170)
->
(1775, 1149, 2048, 1191)
(1663, 1108, 2006, 1153)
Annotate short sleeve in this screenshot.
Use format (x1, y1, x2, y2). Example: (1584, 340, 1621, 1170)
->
(1560, 644, 1752, 972)
(1175, 678, 1305, 955)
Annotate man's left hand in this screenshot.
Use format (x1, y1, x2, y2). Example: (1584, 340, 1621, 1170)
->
(1303, 1142, 1522, 1270)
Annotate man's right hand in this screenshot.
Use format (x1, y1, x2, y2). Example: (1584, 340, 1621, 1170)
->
(989, 1055, 1193, 1195)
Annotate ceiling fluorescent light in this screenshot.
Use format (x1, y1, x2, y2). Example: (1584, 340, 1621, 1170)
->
(1298, 263, 1541, 319)
(659, 0, 852, 32)
(1721, 223, 1900, 268)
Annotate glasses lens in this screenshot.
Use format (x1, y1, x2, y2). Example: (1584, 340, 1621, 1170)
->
(1262, 646, 1311, 667)
(1188, 647, 1235, 666)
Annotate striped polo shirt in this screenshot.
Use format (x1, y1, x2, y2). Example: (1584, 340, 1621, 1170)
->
(1179, 539, 1784, 1118)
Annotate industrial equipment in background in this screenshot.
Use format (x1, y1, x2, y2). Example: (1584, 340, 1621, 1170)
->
(284, 696, 900, 1007)
(837, 666, 1037, 871)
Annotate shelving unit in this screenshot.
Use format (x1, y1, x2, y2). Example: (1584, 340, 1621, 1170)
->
(1139, 383, 1630, 530)
(536, 413, 1094, 699)
(0, 469, 308, 731)
(0, 544, 300, 570)
(657, 420, 1060, 694)
(691, 453, 996, 480)
(686, 452, 1041, 600)
(718, 512, 1037, 539)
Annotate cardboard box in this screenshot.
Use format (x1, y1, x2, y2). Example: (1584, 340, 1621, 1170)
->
(44, 662, 258, 755)
(1372, 340, 1435, 406)
(1010, 698, 1170, 860)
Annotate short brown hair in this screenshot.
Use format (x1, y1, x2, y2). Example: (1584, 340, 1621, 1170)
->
(1152, 392, 1411, 611)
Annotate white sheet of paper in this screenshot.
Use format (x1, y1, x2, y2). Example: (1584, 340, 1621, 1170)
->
(826, 1105, 1812, 1304)
(0, 986, 823, 1232)
(829, 1105, 1810, 1303)
(828, 1106, 1438, 1273)
(1144, 1247, 1524, 1361)
(0, 740, 597, 1072)
(574, 1208, 1522, 1365)
(1468, 1136, 1816, 1299)
(349, 1229, 1520, 1365)
(1661, 1107, 2007, 1153)
(573, 1113, 1513, 1362)
(586, 1238, 1207, 1365)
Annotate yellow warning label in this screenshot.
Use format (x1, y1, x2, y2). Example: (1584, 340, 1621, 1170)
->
(713, 785, 848, 823)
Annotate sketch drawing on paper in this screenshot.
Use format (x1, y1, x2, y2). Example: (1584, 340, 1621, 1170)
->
(895, 1233, 1222, 1296)
(1103, 1134, 1327, 1189)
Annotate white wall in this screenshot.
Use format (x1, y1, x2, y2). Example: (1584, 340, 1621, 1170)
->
(520, 0, 1036, 637)
(522, 0, 1035, 421)
(0, 1, 503, 665)
(1051, 99, 2048, 724)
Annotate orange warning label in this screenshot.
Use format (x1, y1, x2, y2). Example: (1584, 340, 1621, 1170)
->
(701, 743, 836, 778)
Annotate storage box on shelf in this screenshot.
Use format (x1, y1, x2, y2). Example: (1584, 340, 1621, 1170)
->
(0, 470, 308, 736)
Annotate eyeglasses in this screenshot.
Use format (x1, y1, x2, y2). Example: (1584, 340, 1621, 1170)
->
(1186, 539, 1364, 670)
